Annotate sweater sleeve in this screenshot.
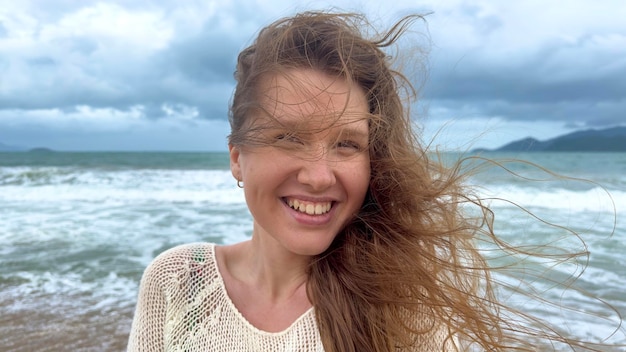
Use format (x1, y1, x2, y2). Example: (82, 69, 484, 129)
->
(127, 249, 174, 352)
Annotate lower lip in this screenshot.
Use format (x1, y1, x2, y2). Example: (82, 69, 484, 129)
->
(283, 201, 334, 226)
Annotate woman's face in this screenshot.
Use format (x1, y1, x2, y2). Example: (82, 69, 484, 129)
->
(229, 69, 371, 257)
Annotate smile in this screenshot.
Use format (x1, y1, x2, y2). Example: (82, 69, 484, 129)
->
(285, 198, 333, 215)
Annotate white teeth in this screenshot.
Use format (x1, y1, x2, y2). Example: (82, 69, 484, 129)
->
(287, 198, 332, 215)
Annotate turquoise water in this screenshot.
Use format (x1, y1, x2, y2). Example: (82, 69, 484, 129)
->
(1, 151, 624, 350)
(0, 151, 231, 169)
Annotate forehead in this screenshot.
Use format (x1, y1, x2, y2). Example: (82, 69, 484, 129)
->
(256, 69, 369, 130)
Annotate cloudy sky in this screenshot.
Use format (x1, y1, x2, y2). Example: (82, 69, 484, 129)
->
(1, 0, 624, 151)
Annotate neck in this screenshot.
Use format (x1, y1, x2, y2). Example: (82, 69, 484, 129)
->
(232, 236, 311, 303)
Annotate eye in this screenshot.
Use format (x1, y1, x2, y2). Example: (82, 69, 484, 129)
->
(275, 133, 304, 145)
(337, 140, 363, 151)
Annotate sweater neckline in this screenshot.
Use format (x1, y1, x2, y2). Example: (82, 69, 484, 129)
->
(209, 243, 316, 337)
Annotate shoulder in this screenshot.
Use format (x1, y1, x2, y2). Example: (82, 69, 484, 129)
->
(152, 242, 216, 263)
(140, 242, 217, 287)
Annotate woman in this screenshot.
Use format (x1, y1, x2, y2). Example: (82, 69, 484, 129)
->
(127, 11, 614, 352)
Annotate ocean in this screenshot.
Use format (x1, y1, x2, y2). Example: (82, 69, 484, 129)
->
(0, 151, 624, 351)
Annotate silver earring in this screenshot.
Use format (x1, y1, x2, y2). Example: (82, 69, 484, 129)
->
(237, 180, 243, 188)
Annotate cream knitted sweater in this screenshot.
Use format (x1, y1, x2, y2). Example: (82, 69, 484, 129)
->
(127, 243, 456, 351)
(127, 243, 323, 351)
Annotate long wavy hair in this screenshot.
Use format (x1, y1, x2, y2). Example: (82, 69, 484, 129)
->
(228, 11, 619, 352)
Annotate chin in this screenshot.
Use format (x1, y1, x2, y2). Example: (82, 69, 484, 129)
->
(290, 239, 335, 257)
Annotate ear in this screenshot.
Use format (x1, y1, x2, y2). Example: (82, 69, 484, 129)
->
(229, 144, 242, 181)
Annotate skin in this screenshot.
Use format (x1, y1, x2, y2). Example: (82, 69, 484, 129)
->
(216, 69, 371, 332)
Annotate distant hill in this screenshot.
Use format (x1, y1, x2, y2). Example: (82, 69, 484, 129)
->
(480, 126, 626, 152)
(27, 147, 55, 153)
(0, 142, 52, 152)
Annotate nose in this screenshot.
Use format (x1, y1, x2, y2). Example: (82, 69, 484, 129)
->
(296, 154, 337, 192)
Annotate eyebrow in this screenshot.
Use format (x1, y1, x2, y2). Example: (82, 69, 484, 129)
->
(270, 118, 369, 139)
(336, 126, 369, 141)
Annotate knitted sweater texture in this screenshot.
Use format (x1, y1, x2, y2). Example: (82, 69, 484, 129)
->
(127, 243, 323, 351)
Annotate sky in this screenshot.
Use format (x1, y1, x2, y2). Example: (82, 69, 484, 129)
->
(0, 0, 625, 151)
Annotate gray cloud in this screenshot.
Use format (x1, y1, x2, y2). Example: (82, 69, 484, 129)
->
(1, 0, 625, 151)
(0, 1, 266, 119)
(423, 10, 626, 128)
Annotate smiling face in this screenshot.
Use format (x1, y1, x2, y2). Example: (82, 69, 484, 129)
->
(229, 69, 371, 257)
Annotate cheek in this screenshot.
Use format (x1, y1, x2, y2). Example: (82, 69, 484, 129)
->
(348, 160, 371, 202)
(359, 172, 371, 199)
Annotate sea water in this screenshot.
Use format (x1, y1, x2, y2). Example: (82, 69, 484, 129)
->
(0, 151, 624, 350)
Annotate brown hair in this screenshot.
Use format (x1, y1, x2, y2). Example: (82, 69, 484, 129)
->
(228, 11, 618, 352)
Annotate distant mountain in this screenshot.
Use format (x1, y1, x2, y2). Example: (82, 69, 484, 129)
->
(28, 147, 55, 153)
(483, 126, 626, 152)
(0, 144, 54, 152)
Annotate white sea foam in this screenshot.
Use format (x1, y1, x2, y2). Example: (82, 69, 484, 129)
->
(0, 169, 246, 204)
(4, 270, 138, 313)
(479, 185, 622, 214)
(493, 267, 626, 346)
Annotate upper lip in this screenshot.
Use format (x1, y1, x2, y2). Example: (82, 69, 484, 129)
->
(282, 195, 337, 203)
